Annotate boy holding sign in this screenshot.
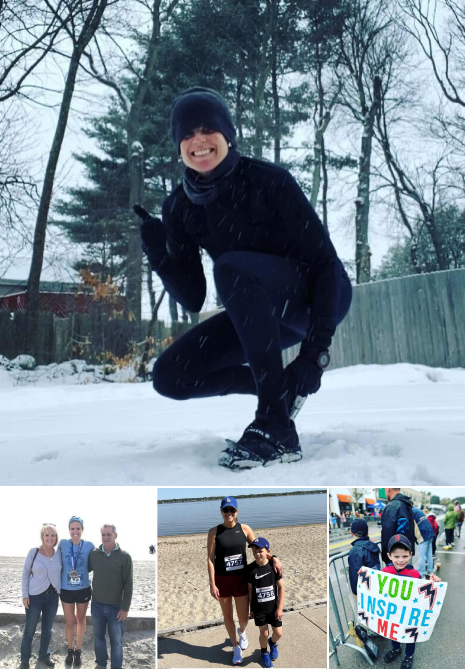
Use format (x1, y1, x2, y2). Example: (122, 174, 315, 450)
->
(360, 534, 442, 669)
(248, 538, 285, 668)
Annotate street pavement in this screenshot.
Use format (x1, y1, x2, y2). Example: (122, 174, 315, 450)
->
(329, 530, 464, 668)
(158, 605, 327, 668)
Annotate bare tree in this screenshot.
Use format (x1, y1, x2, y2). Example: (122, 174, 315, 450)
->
(80, 0, 182, 330)
(335, 0, 398, 283)
(0, 0, 68, 102)
(26, 0, 109, 353)
(376, 92, 451, 271)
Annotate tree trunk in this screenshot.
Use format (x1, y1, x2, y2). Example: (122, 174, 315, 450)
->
(271, 0, 280, 164)
(355, 76, 381, 284)
(126, 131, 144, 331)
(321, 134, 329, 231)
(26, 55, 83, 353)
(26, 0, 108, 355)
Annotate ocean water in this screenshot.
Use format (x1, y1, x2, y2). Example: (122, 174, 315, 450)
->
(158, 492, 327, 536)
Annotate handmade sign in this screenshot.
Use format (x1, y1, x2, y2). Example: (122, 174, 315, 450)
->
(357, 568, 447, 643)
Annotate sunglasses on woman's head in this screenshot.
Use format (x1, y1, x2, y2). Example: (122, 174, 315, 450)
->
(43, 523, 56, 527)
(222, 507, 237, 513)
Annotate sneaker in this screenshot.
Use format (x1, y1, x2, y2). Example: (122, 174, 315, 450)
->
(268, 639, 279, 660)
(219, 420, 302, 469)
(261, 651, 273, 668)
(74, 650, 82, 667)
(232, 645, 242, 665)
(237, 627, 248, 650)
(384, 648, 402, 663)
(65, 649, 74, 666)
(401, 657, 414, 669)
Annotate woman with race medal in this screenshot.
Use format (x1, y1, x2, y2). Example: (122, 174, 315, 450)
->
(207, 497, 282, 665)
(58, 516, 95, 667)
(20, 524, 62, 669)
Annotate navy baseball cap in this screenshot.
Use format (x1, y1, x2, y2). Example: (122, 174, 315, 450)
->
(351, 519, 368, 536)
(248, 537, 270, 550)
(388, 534, 412, 552)
(220, 496, 238, 510)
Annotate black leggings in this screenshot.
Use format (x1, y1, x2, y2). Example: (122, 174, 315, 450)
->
(153, 251, 352, 423)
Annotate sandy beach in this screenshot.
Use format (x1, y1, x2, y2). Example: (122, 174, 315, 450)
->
(0, 556, 155, 613)
(0, 622, 154, 668)
(158, 524, 326, 629)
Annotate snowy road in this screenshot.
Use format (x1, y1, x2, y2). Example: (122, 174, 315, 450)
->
(1, 363, 464, 485)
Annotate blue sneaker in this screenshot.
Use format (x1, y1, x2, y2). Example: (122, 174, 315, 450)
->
(261, 651, 273, 668)
(268, 639, 279, 660)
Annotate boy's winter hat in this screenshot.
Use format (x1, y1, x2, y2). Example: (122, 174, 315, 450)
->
(351, 519, 368, 537)
(388, 534, 412, 552)
(248, 537, 270, 550)
(171, 87, 236, 149)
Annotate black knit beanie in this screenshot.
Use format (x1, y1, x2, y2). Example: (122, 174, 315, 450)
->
(170, 87, 236, 149)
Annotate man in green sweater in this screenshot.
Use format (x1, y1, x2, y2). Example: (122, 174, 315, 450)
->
(89, 525, 133, 669)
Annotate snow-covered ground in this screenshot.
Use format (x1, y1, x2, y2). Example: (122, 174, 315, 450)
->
(1, 362, 465, 485)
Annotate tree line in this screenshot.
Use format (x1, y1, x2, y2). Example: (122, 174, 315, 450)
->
(2, 0, 465, 356)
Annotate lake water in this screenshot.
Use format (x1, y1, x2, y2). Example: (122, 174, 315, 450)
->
(158, 492, 327, 536)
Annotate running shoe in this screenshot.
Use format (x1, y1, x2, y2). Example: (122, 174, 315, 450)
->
(74, 650, 82, 667)
(232, 645, 243, 665)
(65, 649, 74, 666)
(401, 657, 414, 669)
(237, 627, 248, 650)
(219, 420, 302, 469)
(384, 648, 402, 663)
(268, 639, 279, 660)
(261, 651, 273, 668)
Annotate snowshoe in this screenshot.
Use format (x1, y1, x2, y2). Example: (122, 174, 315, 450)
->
(218, 420, 302, 469)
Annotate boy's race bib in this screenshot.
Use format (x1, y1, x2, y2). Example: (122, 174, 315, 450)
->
(256, 585, 275, 602)
(224, 554, 244, 571)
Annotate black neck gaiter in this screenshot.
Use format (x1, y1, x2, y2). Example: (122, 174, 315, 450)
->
(183, 148, 241, 205)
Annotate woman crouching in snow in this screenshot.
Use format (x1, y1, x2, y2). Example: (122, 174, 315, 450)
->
(134, 87, 352, 469)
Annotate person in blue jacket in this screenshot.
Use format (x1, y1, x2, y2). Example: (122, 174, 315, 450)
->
(348, 519, 380, 595)
(135, 87, 352, 469)
(412, 507, 435, 578)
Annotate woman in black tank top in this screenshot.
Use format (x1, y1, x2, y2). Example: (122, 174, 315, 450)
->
(207, 496, 282, 665)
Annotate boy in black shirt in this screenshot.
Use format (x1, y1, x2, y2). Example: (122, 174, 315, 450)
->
(247, 538, 284, 668)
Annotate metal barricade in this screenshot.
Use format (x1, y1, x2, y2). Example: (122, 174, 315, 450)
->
(329, 545, 380, 666)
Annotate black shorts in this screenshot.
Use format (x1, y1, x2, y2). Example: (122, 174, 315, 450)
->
(253, 610, 283, 628)
(60, 586, 92, 604)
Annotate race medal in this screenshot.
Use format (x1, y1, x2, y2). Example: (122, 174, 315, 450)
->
(69, 540, 83, 585)
(224, 553, 243, 571)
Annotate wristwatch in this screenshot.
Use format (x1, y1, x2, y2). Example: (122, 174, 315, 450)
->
(316, 350, 331, 371)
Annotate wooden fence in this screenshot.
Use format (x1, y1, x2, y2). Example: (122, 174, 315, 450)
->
(0, 312, 191, 365)
(1, 269, 464, 368)
(284, 268, 465, 369)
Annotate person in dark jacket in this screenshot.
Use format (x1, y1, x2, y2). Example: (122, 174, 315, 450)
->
(348, 519, 380, 595)
(135, 87, 352, 468)
(412, 507, 435, 578)
(380, 489, 415, 565)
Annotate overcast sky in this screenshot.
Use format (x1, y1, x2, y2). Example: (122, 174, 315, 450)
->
(0, 486, 156, 560)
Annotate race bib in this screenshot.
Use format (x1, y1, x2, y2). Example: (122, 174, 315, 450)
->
(256, 585, 275, 602)
(224, 554, 244, 571)
(68, 573, 82, 585)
